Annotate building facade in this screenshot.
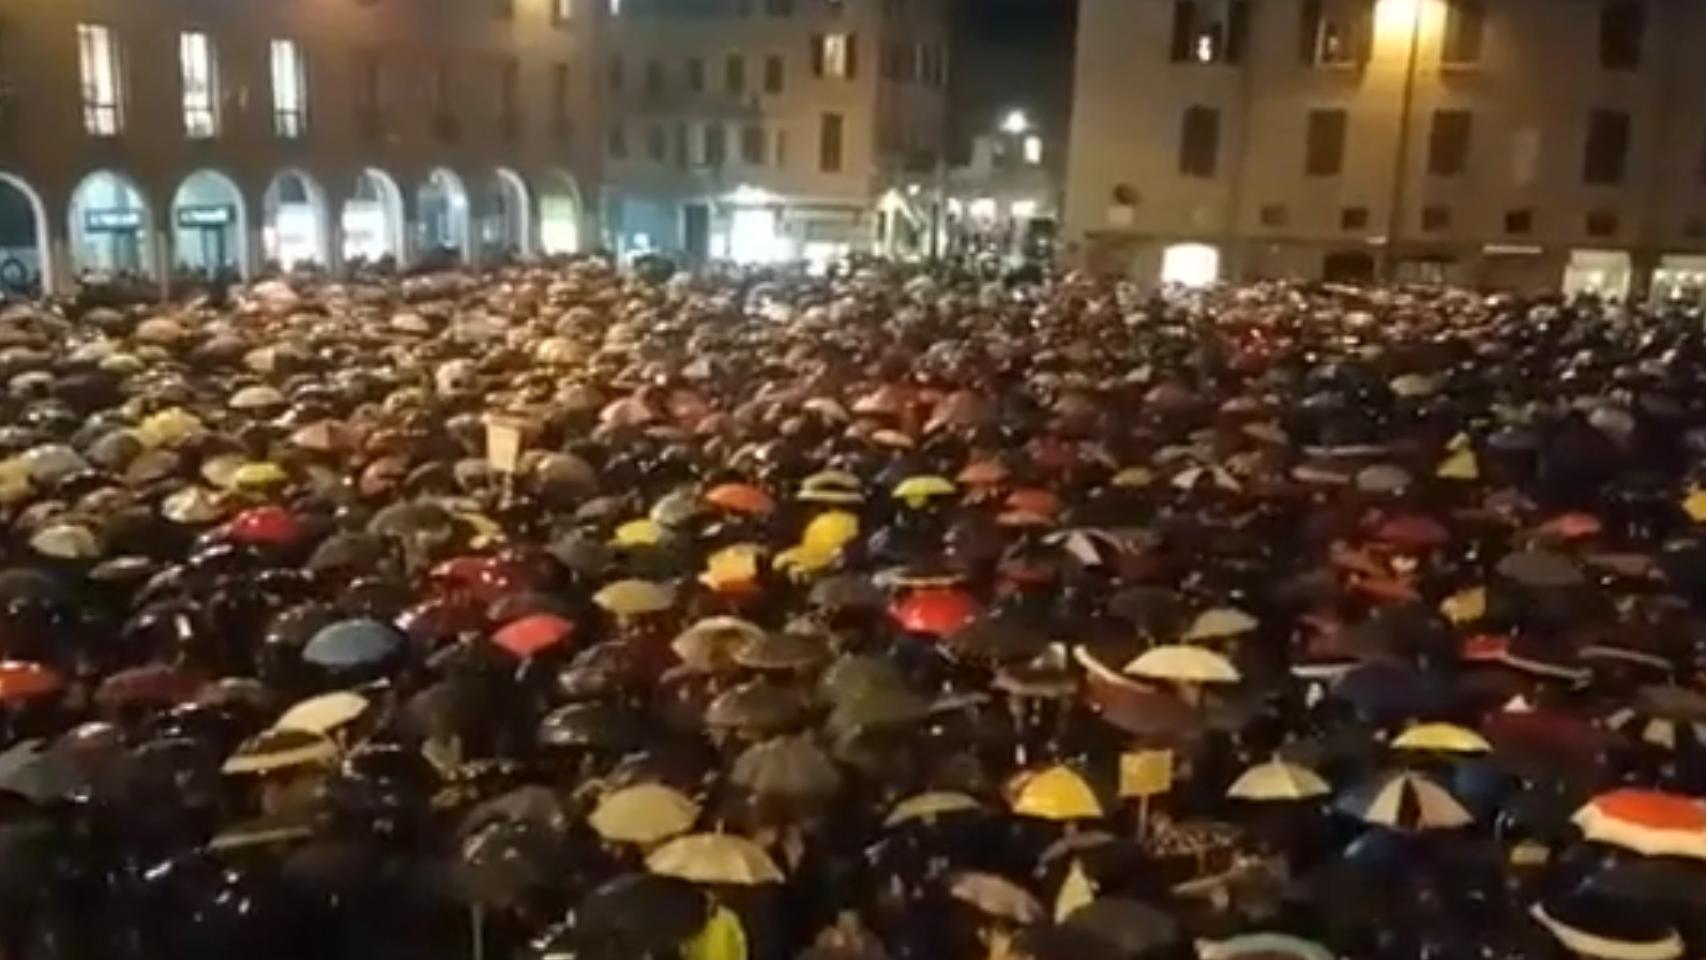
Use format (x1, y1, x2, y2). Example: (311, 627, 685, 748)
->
(945, 116, 1062, 265)
(600, 0, 948, 266)
(0, 0, 604, 293)
(1066, 0, 1706, 297)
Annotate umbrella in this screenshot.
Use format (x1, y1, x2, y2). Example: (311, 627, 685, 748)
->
(94, 663, 204, 708)
(573, 874, 710, 955)
(826, 682, 932, 732)
(1497, 549, 1585, 588)
(1226, 758, 1330, 802)
(946, 614, 1050, 664)
(274, 690, 370, 734)
(589, 783, 701, 845)
(1530, 889, 1684, 960)
(948, 871, 1043, 923)
(491, 613, 575, 658)
(705, 680, 807, 734)
(704, 482, 775, 516)
(1606, 685, 1706, 752)
(207, 815, 316, 854)
(796, 471, 864, 505)
(884, 790, 983, 827)
(540, 702, 645, 751)
(731, 734, 842, 804)
(892, 475, 956, 508)
(0, 661, 63, 703)
(1181, 607, 1258, 642)
(733, 628, 824, 671)
(1336, 770, 1473, 831)
(1573, 789, 1706, 860)
(461, 785, 569, 835)
(1009, 765, 1105, 821)
(890, 588, 980, 636)
(1197, 932, 1334, 960)
(672, 616, 766, 673)
(302, 618, 402, 668)
(221, 727, 339, 775)
(1060, 898, 1179, 957)
(594, 578, 676, 616)
(646, 832, 784, 885)
(1044, 528, 1130, 569)
(1392, 722, 1492, 755)
(1124, 645, 1241, 684)
(808, 573, 885, 611)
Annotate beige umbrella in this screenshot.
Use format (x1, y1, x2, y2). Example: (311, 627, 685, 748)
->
(221, 728, 338, 776)
(646, 832, 784, 885)
(948, 871, 1043, 924)
(671, 616, 766, 673)
(1180, 607, 1258, 642)
(1226, 758, 1330, 802)
(588, 783, 701, 845)
(595, 578, 677, 616)
(884, 790, 984, 828)
(274, 690, 370, 735)
(1123, 645, 1241, 684)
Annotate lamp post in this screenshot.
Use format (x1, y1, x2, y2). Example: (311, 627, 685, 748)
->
(1379, 0, 1427, 283)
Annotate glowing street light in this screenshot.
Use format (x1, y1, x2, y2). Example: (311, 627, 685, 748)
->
(1000, 109, 1031, 136)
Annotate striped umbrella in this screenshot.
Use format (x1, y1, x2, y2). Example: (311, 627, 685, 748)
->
(1336, 770, 1473, 831)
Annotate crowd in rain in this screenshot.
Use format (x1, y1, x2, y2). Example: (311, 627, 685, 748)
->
(0, 260, 1699, 960)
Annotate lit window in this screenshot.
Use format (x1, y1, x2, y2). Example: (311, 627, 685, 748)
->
(179, 31, 218, 139)
(813, 33, 855, 79)
(269, 39, 308, 138)
(78, 24, 123, 136)
(555, 0, 577, 25)
(1023, 135, 1042, 164)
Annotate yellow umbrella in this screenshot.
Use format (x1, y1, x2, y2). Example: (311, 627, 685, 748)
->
(221, 728, 338, 776)
(1226, 759, 1330, 802)
(801, 510, 860, 555)
(1436, 447, 1480, 481)
(1439, 586, 1487, 625)
(891, 475, 956, 508)
(647, 832, 784, 885)
(232, 461, 289, 490)
(588, 783, 701, 845)
(1008, 765, 1105, 822)
(884, 790, 984, 827)
(274, 690, 370, 735)
(1110, 466, 1154, 489)
(700, 543, 764, 592)
(611, 518, 667, 548)
(1181, 607, 1258, 642)
(1685, 488, 1706, 524)
(1123, 645, 1241, 684)
(797, 471, 864, 505)
(595, 578, 677, 616)
(1393, 722, 1493, 755)
(135, 407, 206, 448)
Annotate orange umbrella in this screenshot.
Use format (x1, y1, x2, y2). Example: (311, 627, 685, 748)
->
(1573, 789, 1706, 860)
(1372, 514, 1449, 550)
(491, 614, 575, 658)
(0, 661, 63, 703)
(1005, 488, 1060, 519)
(957, 459, 1011, 488)
(1536, 511, 1602, 541)
(890, 588, 980, 637)
(704, 483, 775, 517)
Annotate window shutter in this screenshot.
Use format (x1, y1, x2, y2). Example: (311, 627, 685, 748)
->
(1226, 0, 1250, 63)
(1170, 1, 1197, 62)
(1300, 0, 1322, 63)
(845, 34, 858, 78)
(810, 34, 824, 76)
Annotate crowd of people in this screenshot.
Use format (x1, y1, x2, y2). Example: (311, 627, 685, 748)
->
(0, 259, 1697, 959)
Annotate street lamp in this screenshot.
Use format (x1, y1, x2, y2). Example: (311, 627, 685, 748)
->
(1000, 109, 1031, 136)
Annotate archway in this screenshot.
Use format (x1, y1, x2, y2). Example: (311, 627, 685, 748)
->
(478, 168, 532, 263)
(341, 168, 405, 267)
(1159, 242, 1220, 288)
(536, 169, 584, 255)
(414, 168, 470, 263)
(0, 172, 50, 295)
(68, 170, 155, 280)
(170, 169, 247, 281)
(261, 169, 329, 271)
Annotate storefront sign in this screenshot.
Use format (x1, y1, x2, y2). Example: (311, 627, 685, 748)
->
(176, 205, 234, 228)
(84, 209, 142, 232)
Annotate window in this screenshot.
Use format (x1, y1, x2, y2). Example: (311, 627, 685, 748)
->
(725, 55, 745, 94)
(551, 61, 572, 141)
(1504, 209, 1533, 235)
(741, 124, 765, 164)
(819, 112, 844, 172)
(497, 57, 520, 137)
(1300, 0, 1370, 66)
(1427, 109, 1471, 176)
(1587, 210, 1619, 237)
(775, 128, 789, 168)
(1341, 206, 1369, 230)
(1305, 109, 1347, 176)
(269, 39, 307, 138)
(1260, 204, 1288, 228)
(686, 58, 705, 93)
(813, 33, 856, 79)
(1599, 1, 1644, 70)
(1421, 206, 1451, 232)
(1023, 135, 1043, 164)
(78, 24, 123, 136)
(552, 0, 575, 25)
(608, 122, 627, 158)
(179, 31, 218, 139)
(644, 58, 664, 96)
(1441, 0, 1486, 65)
(607, 57, 623, 93)
(1178, 106, 1220, 178)
(354, 49, 383, 137)
(704, 123, 726, 166)
(1170, 0, 1250, 65)
(674, 123, 688, 167)
(1584, 109, 1630, 184)
(764, 55, 784, 93)
(646, 124, 666, 161)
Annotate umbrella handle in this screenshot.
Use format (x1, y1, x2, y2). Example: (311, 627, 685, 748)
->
(471, 905, 484, 960)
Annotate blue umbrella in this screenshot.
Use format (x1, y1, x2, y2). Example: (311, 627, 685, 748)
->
(302, 618, 402, 668)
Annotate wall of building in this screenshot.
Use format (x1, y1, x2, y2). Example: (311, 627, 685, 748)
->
(1065, 0, 1706, 291)
(0, 0, 603, 290)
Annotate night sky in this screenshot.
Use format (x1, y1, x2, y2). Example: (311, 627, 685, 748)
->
(948, 0, 1078, 164)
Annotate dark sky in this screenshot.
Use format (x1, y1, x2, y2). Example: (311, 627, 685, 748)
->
(948, 0, 1077, 163)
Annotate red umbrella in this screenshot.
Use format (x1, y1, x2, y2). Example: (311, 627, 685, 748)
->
(1371, 513, 1450, 550)
(704, 483, 775, 517)
(1575, 789, 1706, 860)
(225, 506, 302, 548)
(95, 663, 205, 708)
(491, 613, 575, 658)
(890, 588, 980, 637)
(0, 661, 62, 703)
(429, 555, 534, 604)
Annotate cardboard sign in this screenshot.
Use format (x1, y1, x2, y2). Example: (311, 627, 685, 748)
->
(1119, 748, 1174, 798)
(484, 415, 527, 474)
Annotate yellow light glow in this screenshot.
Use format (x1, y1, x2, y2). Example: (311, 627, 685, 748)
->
(1374, 0, 1425, 46)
